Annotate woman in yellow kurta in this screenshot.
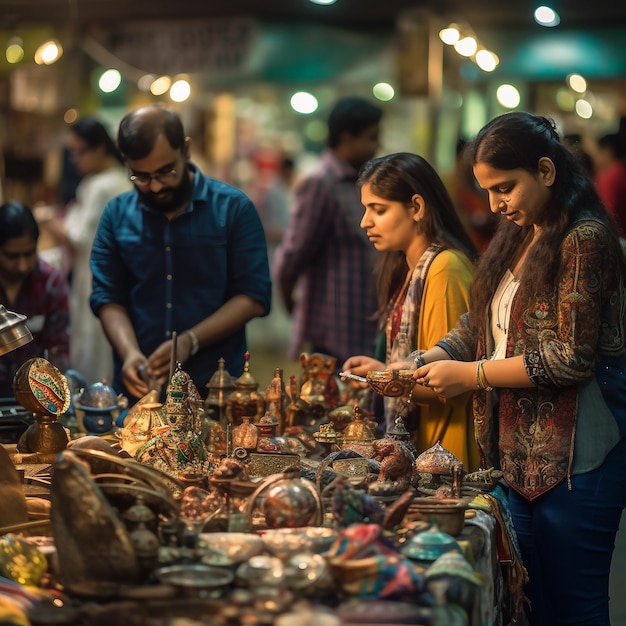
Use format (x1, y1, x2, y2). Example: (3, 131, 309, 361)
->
(342, 152, 480, 470)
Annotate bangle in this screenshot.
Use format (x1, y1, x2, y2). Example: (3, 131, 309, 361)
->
(414, 352, 427, 369)
(185, 329, 199, 356)
(476, 359, 493, 392)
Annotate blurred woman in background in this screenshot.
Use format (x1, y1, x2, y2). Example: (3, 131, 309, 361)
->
(48, 118, 130, 385)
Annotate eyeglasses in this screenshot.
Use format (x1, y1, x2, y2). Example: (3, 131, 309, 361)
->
(129, 167, 177, 187)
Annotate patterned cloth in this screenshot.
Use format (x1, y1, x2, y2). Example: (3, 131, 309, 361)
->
(90, 163, 271, 395)
(381, 247, 478, 470)
(0, 259, 69, 397)
(385, 245, 443, 417)
(273, 150, 378, 364)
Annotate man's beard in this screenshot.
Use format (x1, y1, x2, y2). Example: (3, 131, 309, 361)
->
(136, 167, 193, 214)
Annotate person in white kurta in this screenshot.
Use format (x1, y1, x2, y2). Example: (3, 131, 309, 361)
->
(49, 118, 131, 385)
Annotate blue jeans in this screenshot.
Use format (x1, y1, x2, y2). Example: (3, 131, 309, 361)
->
(508, 437, 626, 626)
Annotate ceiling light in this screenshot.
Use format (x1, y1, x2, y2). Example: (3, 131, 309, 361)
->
(290, 92, 318, 114)
(170, 79, 191, 102)
(534, 5, 560, 27)
(567, 73, 587, 94)
(373, 82, 394, 101)
(137, 74, 157, 92)
(150, 76, 171, 96)
(496, 84, 521, 109)
(454, 37, 477, 57)
(575, 99, 592, 119)
(308, 0, 336, 4)
(6, 37, 24, 64)
(34, 39, 63, 65)
(475, 49, 499, 72)
(98, 69, 122, 93)
(439, 25, 460, 45)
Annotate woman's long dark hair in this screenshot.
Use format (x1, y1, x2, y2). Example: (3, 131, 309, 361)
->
(71, 118, 123, 164)
(468, 111, 623, 327)
(357, 152, 478, 327)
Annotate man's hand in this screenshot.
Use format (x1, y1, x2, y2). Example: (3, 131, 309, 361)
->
(121, 351, 152, 399)
(146, 333, 194, 387)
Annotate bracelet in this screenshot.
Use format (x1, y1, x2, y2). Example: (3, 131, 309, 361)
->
(476, 359, 493, 392)
(185, 329, 200, 356)
(414, 352, 427, 369)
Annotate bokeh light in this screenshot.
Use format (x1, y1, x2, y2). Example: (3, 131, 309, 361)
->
(439, 25, 460, 45)
(575, 99, 593, 119)
(34, 39, 63, 65)
(567, 73, 587, 94)
(150, 76, 171, 96)
(496, 84, 521, 109)
(6, 37, 24, 64)
(64, 108, 78, 124)
(170, 79, 191, 102)
(454, 37, 477, 57)
(373, 82, 395, 101)
(534, 6, 560, 27)
(290, 92, 318, 114)
(475, 50, 498, 72)
(98, 69, 122, 93)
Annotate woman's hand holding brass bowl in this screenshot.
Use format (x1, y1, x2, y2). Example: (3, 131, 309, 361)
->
(364, 369, 416, 398)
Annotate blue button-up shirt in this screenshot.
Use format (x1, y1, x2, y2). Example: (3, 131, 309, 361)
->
(90, 163, 271, 394)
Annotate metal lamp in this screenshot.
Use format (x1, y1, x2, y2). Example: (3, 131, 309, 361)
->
(0, 305, 33, 356)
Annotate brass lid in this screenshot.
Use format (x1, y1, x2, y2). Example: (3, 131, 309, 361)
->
(206, 358, 235, 392)
(342, 405, 375, 444)
(0, 305, 33, 356)
(415, 441, 461, 475)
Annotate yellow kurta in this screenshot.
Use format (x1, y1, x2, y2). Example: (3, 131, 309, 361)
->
(416, 249, 479, 471)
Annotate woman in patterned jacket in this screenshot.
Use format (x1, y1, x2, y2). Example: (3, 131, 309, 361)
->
(410, 111, 626, 626)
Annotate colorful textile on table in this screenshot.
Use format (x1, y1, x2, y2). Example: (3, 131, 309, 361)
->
(325, 523, 426, 600)
(469, 485, 528, 624)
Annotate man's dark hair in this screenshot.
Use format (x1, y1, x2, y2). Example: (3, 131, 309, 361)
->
(117, 105, 186, 160)
(0, 201, 39, 246)
(327, 97, 383, 148)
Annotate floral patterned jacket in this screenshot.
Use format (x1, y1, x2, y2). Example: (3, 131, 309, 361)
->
(438, 219, 625, 500)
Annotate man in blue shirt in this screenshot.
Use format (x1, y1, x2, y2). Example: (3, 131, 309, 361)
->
(90, 105, 271, 400)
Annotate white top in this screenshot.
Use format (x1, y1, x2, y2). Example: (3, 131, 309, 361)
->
(490, 269, 520, 361)
(65, 167, 131, 384)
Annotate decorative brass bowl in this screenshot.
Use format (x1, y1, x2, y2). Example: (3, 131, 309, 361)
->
(365, 369, 416, 397)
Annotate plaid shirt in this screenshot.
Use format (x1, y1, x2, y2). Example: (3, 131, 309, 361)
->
(274, 150, 378, 363)
(0, 259, 69, 398)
